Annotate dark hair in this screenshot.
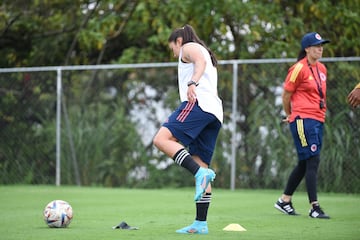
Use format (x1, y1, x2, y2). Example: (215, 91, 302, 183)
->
(297, 49, 306, 61)
(168, 24, 217, 67)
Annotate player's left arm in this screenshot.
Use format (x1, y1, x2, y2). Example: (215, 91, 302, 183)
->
(182, 44, 206, 83)
(182, 44, 206, 103)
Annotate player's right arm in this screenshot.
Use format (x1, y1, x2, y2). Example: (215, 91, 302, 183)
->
(282, 90, 292, 122)
(347, 83, 360, 108)
(282, 62, 303, 122)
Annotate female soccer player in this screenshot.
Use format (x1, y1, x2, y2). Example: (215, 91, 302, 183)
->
(153, 24, 223, 233)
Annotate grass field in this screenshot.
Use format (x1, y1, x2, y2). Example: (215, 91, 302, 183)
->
(0, 185, 359, 240)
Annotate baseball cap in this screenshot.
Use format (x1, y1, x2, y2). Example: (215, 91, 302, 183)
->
(301, 32, 330, 50)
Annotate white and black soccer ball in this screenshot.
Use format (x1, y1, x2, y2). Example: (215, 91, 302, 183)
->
(43, 200, 73, 228)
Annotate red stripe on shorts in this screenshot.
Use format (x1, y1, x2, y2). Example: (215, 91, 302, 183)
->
(176, 102, 195, 122)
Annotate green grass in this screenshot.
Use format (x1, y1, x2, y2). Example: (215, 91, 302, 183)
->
(0, 186, 359, 240)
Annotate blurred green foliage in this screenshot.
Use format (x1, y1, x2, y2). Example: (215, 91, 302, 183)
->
(0, 1, 359, 192)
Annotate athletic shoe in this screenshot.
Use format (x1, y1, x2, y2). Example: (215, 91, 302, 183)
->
(274, 198, 299, 215)
(309, 205, 330, 219)
(176, 220, 208, 234)
(194, 167, 216, 201)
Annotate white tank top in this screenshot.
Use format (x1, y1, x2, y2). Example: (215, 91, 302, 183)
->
(178, 43, 223, 123)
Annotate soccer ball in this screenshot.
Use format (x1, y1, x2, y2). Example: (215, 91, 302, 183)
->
(43, 200, 73, 228)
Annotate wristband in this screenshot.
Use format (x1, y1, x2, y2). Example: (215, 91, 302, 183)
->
(187, 80, 199, 87)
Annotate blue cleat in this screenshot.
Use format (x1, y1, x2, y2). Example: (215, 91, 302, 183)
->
(176, 220, 208, 234)
(194, 167, 216, 201)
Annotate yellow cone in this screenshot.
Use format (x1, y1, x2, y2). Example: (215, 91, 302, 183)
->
(223, 223, 247, 231)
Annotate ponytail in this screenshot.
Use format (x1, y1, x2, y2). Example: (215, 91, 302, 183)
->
(297, 49, 306, 61)
(168, 24, 218, 67)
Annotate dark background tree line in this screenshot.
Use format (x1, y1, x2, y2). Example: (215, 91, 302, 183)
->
(0, 0, 359, 192)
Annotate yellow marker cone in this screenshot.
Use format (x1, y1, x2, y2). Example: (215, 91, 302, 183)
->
(223, 223, 247, 231)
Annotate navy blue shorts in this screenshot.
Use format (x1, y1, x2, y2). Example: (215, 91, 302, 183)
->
(289, 117, 323, 161)
(162, 101, 221, 165)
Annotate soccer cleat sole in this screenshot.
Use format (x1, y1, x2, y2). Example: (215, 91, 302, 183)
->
(194, 171, 216, 201)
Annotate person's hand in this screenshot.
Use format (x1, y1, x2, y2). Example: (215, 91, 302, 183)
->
(187, 85, 197, 103)
(282, 115, 290, 123)
(348, 88, 360, 108)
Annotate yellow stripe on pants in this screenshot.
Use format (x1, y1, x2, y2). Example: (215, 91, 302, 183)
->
(296, 119, 308, 147)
